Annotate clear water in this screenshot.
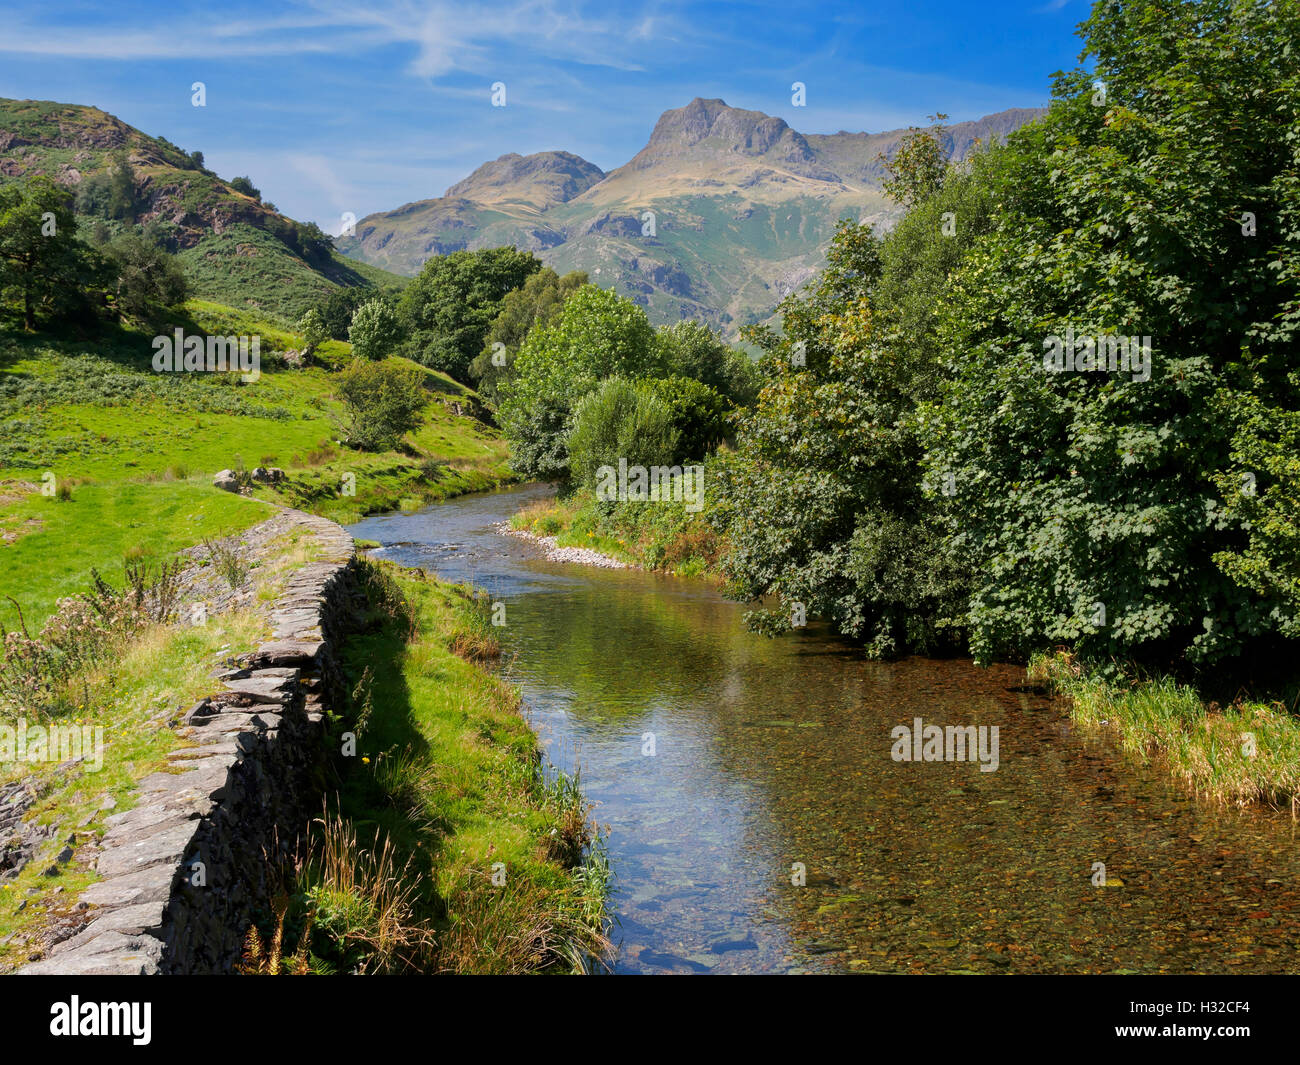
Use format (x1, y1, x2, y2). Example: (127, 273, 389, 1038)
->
(350, 485, 1300, 974)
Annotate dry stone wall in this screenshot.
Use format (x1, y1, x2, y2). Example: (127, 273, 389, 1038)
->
(19, 510, 356, 975)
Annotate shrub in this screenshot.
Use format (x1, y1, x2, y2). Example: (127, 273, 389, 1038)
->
(567, 377, 679, 490)
(348, 299, 401, 361)
(637, 375, 730, 461)
(335, 358, 425, 452)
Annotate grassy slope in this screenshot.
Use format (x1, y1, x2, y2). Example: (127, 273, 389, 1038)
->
(0, 601, 268, 972)
(0, 303, 510, 631)
(0, 97, 408, 325)
(177, 226, 408, 325)
(320, 563, 608, 973)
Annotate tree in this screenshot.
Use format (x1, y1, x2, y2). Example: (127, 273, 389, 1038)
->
(879, 115, 949, 209)
(105, 232, 188, 323)
(0, 177, 102, 329)
(317, 286, 376, 340)
(335, 359, 425, 451)
(298, 309, 327, 358)
(398, 247, 541, 380)
(567, 378, 680, 491)
(230, 176, 261, 200)
(468, 267, 587, 403)
(485, 267, 588, 353)
(638, 375, 730, 461)
(348, 299, 401, 360)
(918, 0, 1300, 666)
(74, 151, 139, 222)
(656, 319, 760, 407)
(497, 285, 665, 480)
(713, 153, 1000, 655)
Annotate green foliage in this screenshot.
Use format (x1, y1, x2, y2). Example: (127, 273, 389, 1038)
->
(0, 176, 109, 329)
(335, 358, 426, 451)
(468, 267, 587, 404)
(229, 175, 261, 200)
(879, 115, 949, 209)
(74, 150, 140, 222)
(104, 232, 188, 323)
(567, 377, 679, 490)
(298, 308, 326, 355)
(317, 285, 377, 340)
(486, 267, 589, 354)
(715, 191, 984, 656)
(1212, 398, 1300, 638)
(498, 284, 665, 480)
(918, 0, 1300, 667)
(656, 319, 761, 407)
(398, 247, 541, 380)
(348, 298, 402, 361)
(637, 375, 730, 462)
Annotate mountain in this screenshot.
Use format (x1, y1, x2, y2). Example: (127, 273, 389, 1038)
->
(445, 150, 605, 210)
(0, 97, 404, 323)
(338, 99, 1045, 333)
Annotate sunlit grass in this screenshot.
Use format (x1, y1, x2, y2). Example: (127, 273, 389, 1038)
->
(1029, 650, 1300, 809)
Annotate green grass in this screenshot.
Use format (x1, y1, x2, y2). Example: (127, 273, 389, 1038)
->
(510, 486, 725, 579)
(0, 306, 511, 630)
(0, 607, 268, 972)
(177, 225, 407, 326)
(1029, 650, 1300, 808)
(0, 480, 267, 634)
(314, 561, 611, 973)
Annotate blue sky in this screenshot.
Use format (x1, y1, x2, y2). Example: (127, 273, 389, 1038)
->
(0, 1, 1092, 232)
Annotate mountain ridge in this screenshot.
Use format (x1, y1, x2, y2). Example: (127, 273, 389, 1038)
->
(339, 98, 1046, 332)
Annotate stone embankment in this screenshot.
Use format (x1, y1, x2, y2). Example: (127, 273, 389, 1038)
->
(19, 509, 355, 975)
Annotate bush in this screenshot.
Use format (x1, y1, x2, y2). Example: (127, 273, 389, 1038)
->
(656, 320, 760, 408)
(349, 299, 401, 360)
(317, 286, 376, 340)
(105, 233, 188, 323)
(335, 358, 425, 451)
(637, 375, 730, 461)
(567, 377, 679, 490)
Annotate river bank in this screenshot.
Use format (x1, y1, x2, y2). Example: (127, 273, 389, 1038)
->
(506, 488, 724, 578)
(1, 500, 609, 974)
(353, 484, 1300, 974)
(270, 558, 611, 974)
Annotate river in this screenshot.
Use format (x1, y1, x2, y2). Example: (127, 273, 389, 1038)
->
(350, 484, 1300, 974)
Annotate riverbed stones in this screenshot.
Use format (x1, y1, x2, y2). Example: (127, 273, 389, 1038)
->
(494, 521, 633, 569)
(17, 506, 356, 975)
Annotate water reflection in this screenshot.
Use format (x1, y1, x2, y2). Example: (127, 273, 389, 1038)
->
(351, 486, 1300, 974)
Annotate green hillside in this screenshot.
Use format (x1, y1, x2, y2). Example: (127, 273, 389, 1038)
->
(0, 97, 407, 324)
(0, 303, 510, 631)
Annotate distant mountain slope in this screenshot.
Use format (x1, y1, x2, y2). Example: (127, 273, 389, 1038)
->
(0, 97, 405, 323)
(338, 99, 1045, 333)
(446, 150, 606, 210)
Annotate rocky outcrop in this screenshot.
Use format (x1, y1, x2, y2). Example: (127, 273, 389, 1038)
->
(18, 510, 356, 975)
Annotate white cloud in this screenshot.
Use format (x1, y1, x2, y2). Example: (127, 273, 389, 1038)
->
(0, 1, 669, 76)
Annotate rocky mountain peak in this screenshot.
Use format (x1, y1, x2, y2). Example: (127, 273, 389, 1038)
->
(445, 150, 604, 208)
